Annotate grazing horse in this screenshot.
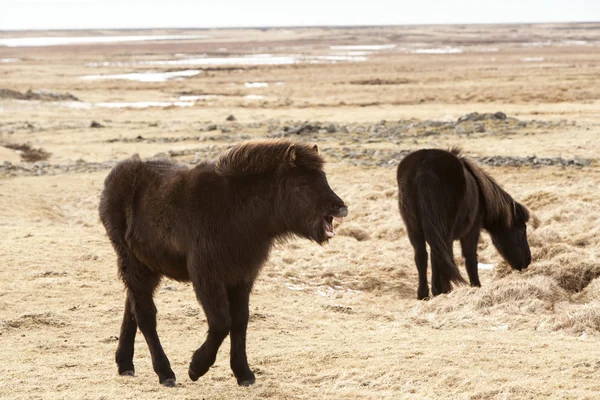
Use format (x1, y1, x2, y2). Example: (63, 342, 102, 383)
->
(99, 140, 348, 387)
(397, 148, 531, 300)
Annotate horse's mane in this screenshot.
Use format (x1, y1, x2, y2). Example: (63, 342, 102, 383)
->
(451, 147, 529, 228)
(214, 139, 324, 177)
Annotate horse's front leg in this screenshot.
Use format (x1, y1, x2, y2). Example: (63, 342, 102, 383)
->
(228, 282, 255, 386)
(188, 275, 231, 382)
(461, 226, 482, 287)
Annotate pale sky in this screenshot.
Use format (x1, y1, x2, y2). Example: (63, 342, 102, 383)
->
(0, 0, 598, 31)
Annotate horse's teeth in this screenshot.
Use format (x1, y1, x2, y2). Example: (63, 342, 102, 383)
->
(334, 216, 344, 224)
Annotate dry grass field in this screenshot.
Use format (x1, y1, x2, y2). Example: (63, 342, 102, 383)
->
(1, 23, 600, 399)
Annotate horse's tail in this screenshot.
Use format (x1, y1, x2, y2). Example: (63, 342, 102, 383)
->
(416, 172, 466, 286)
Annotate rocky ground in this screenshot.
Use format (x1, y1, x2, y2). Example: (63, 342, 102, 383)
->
(1, 112, 594, 177)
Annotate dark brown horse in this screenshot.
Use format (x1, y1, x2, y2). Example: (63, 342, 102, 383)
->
(397, 148, 531, 300)
(99, 139, 348, 387)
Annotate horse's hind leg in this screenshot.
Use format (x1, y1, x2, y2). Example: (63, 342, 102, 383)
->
(188, 276, 231, 382)
(430, 243, 454, 296)
(228, 282, 255, 386)
(460, 226, 481, 287)
(406, 225, 429, 300)
(115, 297, 137, 376)
(118, 254, 176, 386)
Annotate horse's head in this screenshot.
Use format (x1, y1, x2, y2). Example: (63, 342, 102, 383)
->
(488, 201, 531, 271)
(278, 143, 348, 244)
(215, 140, 348, 244)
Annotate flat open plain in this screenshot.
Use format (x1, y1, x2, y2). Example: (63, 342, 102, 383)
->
(1, 24, 600, 399)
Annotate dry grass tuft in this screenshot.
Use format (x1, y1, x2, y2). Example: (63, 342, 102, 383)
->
(415, 275, 567, 316)
(574, 278, 600, 303)
(522, 190, 560, 210)
(337, 224, 371, 241)
(553, 302, 600, 334)
(474, 276, 568, 310)
(524, 261, 600, 293)
(2, 312, 66, 332)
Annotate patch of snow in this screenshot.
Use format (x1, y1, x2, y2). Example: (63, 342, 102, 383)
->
(285, 283, 306, 291)
(490, 324, 509, 331)
(562, 40, 588, 46)
(244, 82, 269, 88)
(477, 263, 495, 270)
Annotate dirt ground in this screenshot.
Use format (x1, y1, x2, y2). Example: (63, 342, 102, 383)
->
(1, 24, 600, 399)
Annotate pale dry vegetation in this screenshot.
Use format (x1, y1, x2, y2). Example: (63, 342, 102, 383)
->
(1, 24, 600, 399)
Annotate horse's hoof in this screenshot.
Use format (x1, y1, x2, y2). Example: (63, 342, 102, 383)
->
(237, 376, 256, 387)
(161, 378, 177, 387)
(189, 367, 207, 382)
(119, 370, 135, 377)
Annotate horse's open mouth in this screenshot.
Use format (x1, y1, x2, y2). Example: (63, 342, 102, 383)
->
(324, 215, 344, 238)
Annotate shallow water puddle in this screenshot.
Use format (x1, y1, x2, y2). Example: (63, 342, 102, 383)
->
(141, 54, 300, 66)
(177, 95, 222, 101)
(332, 51, 373, 56)
(0, 35, 208, 47)
(309, 55, 368, 62)
(59, 101, 194, 109)
(80, 70, 201, 82)
(412, 47, 463, 54)
(95, 101, 195, 108)
(329, 44, 396, 51)
(522, 41, 553, 47)
(86, 53, 368, 68)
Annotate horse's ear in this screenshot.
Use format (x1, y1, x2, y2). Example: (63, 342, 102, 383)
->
(285, 144, 296, 166)
(312, 144, 319, 154)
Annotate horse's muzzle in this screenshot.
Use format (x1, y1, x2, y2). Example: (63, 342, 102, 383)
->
(331, 205, 349, 218)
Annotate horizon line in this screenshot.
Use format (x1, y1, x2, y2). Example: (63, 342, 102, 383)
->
(1, 20, 599, 33)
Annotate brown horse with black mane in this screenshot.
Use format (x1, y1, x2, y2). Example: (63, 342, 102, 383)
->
(99, 139, 348, 387)
(397, 148, 531, 300)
